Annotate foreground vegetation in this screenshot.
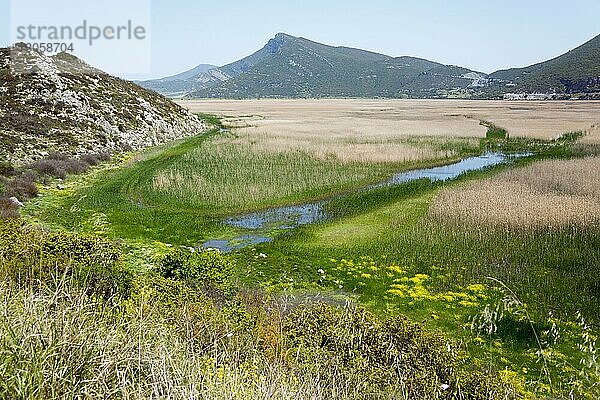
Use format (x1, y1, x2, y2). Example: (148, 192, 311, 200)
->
(0, 219, 518, 399)
(8, 113, 600, 398)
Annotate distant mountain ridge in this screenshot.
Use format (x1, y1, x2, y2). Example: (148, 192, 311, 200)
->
(139, 32, 600, 99)
(137, 64, 217, 97)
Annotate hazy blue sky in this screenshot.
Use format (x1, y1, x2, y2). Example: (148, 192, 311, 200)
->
(2, 0, 600, 79)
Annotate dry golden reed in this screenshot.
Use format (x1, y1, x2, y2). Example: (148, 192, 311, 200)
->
(179, 99, 600, 142)
(430, 157, 600, 229)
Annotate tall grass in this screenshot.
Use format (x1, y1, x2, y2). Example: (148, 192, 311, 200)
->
(2, 282, 516, 400)
(27, 128, 479, 247)
(179, 99, 600, 141)
(150, 140, 434, 210)
(430, 156, 600, 228)
(0, 220, 516, 399)
(231, 151, 600, 397)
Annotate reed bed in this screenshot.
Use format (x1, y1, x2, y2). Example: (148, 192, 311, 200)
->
(179, 99, 600, 141)
(149, 135, 470, 212)
(216, 128, 473, 164)
(430, 157, 600, 229)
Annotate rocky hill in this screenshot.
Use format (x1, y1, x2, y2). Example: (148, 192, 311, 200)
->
(0, 44, 206, 166)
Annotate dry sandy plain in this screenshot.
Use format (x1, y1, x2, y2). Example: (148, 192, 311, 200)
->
(179, 99, 600, 143)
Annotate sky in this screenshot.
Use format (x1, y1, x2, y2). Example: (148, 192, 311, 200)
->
(1, 0, 600, 80)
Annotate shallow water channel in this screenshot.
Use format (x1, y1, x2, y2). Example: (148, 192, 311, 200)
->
(202, 152, 530, 252)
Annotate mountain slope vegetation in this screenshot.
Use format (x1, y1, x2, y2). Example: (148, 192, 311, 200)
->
(490, 34, 600, 93)
(139, 33, 486, 98)
(192, 33, 485, 98)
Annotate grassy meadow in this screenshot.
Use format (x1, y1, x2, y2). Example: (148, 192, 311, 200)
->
(8, 102, 600, 399)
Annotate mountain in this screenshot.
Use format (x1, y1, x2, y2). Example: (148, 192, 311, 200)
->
(140, 33, 487, 99)
(137, 63, 217, 97)
(137, 35, 301, 97)
(489, 34, 600, 94)
(141, 32, 600, 99)
(0, 44, 206, 166)
(157, 64, 217, 82)
(191, 33, 487, 98)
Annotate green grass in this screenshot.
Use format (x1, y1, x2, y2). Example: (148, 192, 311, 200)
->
(23, 123, 481, 248)
(481, 120, 509, 140)
(151, 139, 409, 213)
(227, 151, 600, 397)
(19, 121, 600, 398)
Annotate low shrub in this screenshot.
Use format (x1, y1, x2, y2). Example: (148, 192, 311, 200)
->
(159, 248, 237, 300)
(0, 161, 14, 177)
(284, 302, 518, 399)
(81, 152, 111, 166)
(80, 154, 101, 166)
(46, 152, 70, 162)
(31, 154, 90, 179)
(4, 170, 38, 199)
(1, 151, 112, 208)
(31, 159, 68, 179)
(0, 220, 131, 299)
(0, 197, 19, 219)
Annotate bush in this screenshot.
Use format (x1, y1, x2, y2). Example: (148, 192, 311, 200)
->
(81, 152, 111, 166)
(31, 154, 90, 179)
(46, 152, 70, 162)
(159, 248, 237, 299)
(284, 303, 518, 399)
(0, 220, 131, 299)
(0, 197, 19, 219)
(80, 154, 101, 166)
(4, 171, 38, 199)
(0, 161, 14, 177)
(31, 159, 67, 179)
(96, 152, 112, 162)
(0, 151, 111, 209)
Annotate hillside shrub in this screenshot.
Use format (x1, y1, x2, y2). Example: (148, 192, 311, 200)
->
(80, 152, 111, 166)
(31, 153, 90, 179)
(0, 197, 19, 219)
(4, 170, 38, 199)
(0, 161, 14, 177)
